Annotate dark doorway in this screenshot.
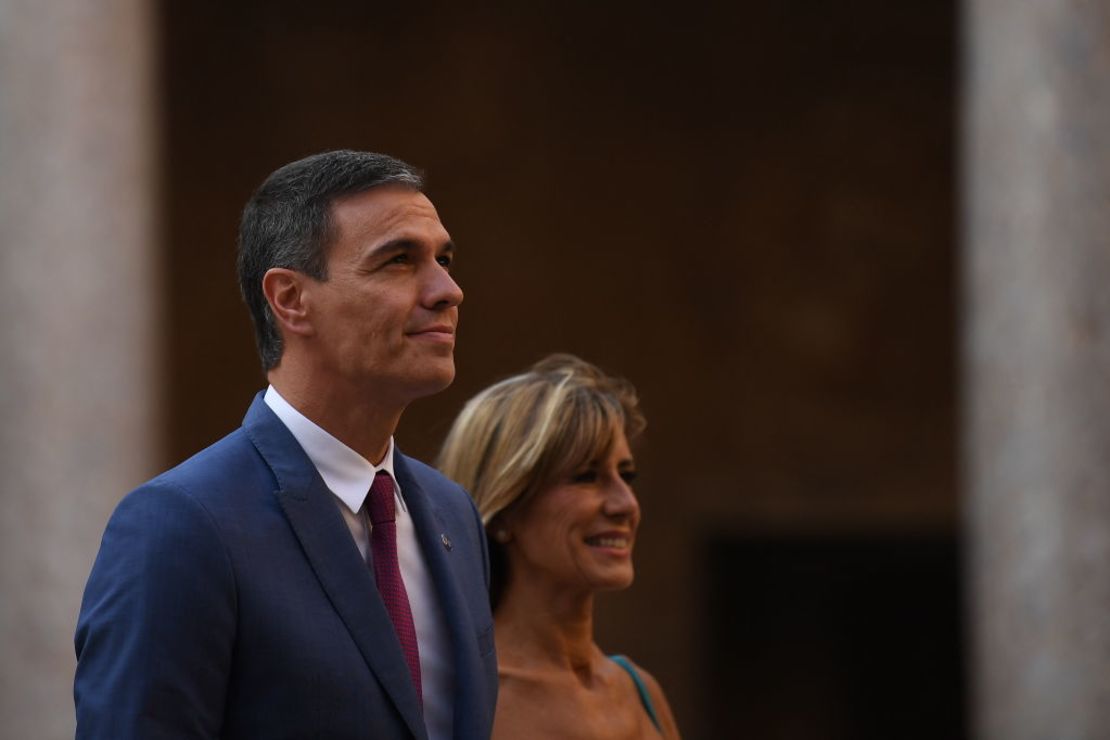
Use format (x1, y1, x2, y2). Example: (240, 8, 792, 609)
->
(705, 535, 966, 739)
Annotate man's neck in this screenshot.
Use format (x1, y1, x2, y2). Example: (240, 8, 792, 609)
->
(268, 366, 403, 465)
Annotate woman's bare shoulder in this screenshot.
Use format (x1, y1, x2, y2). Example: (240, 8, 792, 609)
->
(493, 663, 576, 739)
(618, 657, 683, 740)
(494, 655, 656, 740)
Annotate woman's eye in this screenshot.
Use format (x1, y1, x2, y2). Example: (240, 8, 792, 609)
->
(620, 470, 638, 484)
(571, 470, 598, 484)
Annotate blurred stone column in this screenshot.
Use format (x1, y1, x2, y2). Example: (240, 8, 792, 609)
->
(0, 1, 160, 737)
(964, 1, 1110, 738)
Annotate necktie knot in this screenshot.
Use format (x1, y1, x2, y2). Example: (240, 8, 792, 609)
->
(368, 471, 396, 526)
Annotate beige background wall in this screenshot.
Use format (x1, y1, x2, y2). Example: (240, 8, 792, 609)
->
(0, 1, 160, 738)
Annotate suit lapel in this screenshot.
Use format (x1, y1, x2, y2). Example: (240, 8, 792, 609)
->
(242, 395, 427, 740)
(394, 452, 485, 738)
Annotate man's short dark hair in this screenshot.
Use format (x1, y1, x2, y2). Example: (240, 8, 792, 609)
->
(237, 150, 424, 371)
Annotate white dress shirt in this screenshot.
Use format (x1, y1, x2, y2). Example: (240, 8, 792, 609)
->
(264, 386, 454, 739)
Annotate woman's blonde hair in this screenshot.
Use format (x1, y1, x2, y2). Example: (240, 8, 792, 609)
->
(437, 354, 645, 525)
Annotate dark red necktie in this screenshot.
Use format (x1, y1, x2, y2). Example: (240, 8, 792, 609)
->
(368, 471, 422, 704)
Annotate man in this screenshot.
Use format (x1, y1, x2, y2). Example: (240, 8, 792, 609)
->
(74, 151, 497, 739)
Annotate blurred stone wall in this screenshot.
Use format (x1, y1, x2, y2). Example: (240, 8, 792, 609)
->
(0, 1, 161, 737)
(964, 1, 1110, 737)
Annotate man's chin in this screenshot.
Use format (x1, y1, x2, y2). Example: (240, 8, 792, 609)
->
(409, 363, 456, 398)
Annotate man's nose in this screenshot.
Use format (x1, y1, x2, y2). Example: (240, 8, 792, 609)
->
(425, 264, 464, 310)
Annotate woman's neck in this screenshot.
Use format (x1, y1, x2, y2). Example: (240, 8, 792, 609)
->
(494, 580, 600, 673)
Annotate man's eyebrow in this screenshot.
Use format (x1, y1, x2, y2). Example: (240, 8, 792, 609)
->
(367, 238, 456, 258)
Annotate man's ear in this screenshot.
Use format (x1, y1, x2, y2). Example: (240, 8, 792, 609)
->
(262, 268, 315, 338)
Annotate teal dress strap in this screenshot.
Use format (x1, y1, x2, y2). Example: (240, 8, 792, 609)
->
(610, 654, 662, 733)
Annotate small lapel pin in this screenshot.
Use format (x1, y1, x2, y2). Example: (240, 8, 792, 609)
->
(441, 533, 452, 551)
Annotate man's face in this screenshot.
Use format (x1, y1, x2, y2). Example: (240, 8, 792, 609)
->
(304, 185, 462, 405)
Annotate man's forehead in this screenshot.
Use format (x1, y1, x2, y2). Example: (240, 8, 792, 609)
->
(331, 186, 446, 239)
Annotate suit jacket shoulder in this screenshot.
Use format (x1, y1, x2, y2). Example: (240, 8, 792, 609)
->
(75, 393, 497, 740)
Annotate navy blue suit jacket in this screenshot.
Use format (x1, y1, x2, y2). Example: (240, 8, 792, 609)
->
(75, 394, 497, 739)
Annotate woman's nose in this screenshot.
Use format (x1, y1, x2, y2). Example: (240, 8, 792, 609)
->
(603, 479, 640, 519)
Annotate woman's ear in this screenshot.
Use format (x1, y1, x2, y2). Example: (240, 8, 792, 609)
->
(262, 268, 315, 338)
(488, 513, 513, 544)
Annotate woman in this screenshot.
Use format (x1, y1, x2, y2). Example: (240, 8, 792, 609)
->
(438, 354, 681, 739)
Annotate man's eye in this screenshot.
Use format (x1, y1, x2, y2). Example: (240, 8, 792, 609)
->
(436, 254, 453, 268)
(571, 470, 598, 484)
(388, 254, 409, 265)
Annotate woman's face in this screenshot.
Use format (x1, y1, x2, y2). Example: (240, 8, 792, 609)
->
(503, 428, 641, 595)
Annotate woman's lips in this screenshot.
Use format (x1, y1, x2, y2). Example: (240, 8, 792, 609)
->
(584, 533, 632, 550)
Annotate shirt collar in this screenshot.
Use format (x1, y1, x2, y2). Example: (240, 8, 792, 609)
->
(263, 385, 403, 515)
